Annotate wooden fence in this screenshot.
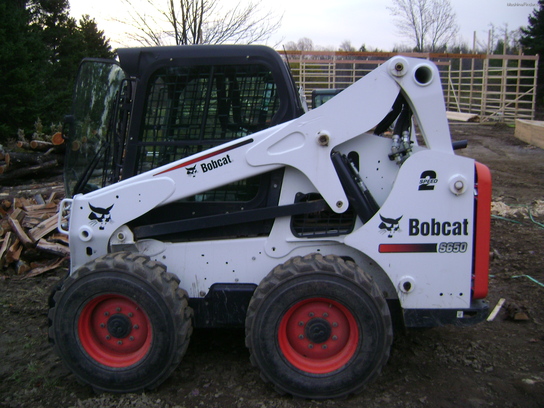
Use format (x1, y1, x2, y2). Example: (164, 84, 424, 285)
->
(281, 51, 539, 122)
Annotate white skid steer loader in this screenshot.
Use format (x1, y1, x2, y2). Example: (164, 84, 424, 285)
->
(48, 45, 491, 399)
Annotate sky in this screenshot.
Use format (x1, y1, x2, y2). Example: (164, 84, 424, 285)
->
(69, 0, 538, 51)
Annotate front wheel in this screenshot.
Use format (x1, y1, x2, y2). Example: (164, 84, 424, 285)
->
(48, 252, 193, 393)
(245, 253, 392, 399)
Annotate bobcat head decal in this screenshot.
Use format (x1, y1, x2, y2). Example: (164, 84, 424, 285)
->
(88, 203, 114, 230)
(186, 165, 197, 177)
(379, 214, 403, 238)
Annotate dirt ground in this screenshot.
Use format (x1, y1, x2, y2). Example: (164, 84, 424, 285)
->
(1, 122, 543, 408)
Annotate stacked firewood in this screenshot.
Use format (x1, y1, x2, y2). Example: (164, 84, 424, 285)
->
(0, 122, 65, 185)
(0, 191, 69, 278)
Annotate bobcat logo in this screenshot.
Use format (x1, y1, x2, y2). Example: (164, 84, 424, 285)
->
(89, 203, 114, 230)
(186, 165, 197, 177)
(379, 214, 403, 238)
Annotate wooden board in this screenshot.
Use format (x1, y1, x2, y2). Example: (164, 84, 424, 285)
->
(29, 215, 58, 241)
(515, 120, 544, 150)
(447, 111, 479, 122)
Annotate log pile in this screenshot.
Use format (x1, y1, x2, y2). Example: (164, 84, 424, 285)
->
(0, 192, 69, 278)
(0, 127, 65, 185)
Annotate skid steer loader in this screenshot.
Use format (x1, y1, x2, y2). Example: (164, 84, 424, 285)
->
(48, 45, 492, 399)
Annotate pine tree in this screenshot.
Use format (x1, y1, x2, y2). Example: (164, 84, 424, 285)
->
(520, 0, 544, 102)
(0, 1, 48, 143)
(0, 1, 115, 143)
(32, 1, 102, 123)
(35, 1, 115, 135)
(78, 15, 115, 59)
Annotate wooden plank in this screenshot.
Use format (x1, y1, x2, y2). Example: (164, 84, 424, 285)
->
(447, 111, 480, 122)
(515, 120, 544, 150)
(22, 216, 47, 229)
(10, 208, 24, 221)
(6, 238, 22, 263)
(46, 192, 59, 203)
(48, 233, 69, 245)
(0, 231, 12, 264)
(7, 216, 35, 248)
(36, 239, 70, 257)
(28, 215, 58, 241)
(487, 298, 506, 321)
(24, 257, 66, 279)
(23, 202, 57, 213)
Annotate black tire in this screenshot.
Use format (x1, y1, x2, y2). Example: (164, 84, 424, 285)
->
(245, 253, 393, 399)
(48, 252, 193, 393)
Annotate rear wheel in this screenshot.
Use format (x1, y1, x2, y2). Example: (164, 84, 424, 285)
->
(245, 253, 392, 399)
(48, 252, 193, 393)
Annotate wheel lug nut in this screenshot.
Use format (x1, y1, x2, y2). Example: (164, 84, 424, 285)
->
(133, 324, 139, 329)
(128, 312, 133, 317)
(308, 344, 314, 349)
(332, 335, 338, 341)
(322, 344, 328, 349)
(129, 336, 135, 341)
(323, 312, 329, 318)
(298, 321, 304, 326)
(117, 340, 123, 345)
(104, 311, 109, 316)
(298, 334, 304, 339)
(116, 307, 121, 312)
(105, 335, 111, 340)
(332, 322, 338, 327)
(308, 312, 314, 317)
(100, 323, 105, 328)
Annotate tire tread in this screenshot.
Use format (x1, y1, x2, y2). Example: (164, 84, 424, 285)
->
(48, 251, 193, 393)
(245, 253, 393, 399)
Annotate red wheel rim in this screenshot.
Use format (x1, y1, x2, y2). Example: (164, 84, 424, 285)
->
(278, 297, 359, 374)
(78, 294, 152, 368)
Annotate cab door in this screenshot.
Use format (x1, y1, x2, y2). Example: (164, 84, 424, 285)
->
(64, 59, 128, 197)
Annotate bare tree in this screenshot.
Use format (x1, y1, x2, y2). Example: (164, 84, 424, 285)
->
(479, 23, 522, 54)
(427, 0, 458, 51)
(283, 37, 315, 51)
(388, 0, 459, 52)
(119, 0, 282, 46)
(338, 40, 356, 52)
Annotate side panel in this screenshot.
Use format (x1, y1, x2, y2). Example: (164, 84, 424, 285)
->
(345, 149, 476, 310)
(135, 237, 361, 298)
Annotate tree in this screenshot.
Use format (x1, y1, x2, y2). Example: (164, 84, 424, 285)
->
(120, 0, 282, 46)
(283, 37, 315, 51)
(78, 15, 115, 59)
(0, 1, 47, 143)
(520, 0, 544, 102)
(388, 0, 459, 52)
(0, 0, 114, 143)
(481, 23, 522, 54)
(339, 40, 356, 52)
(32, 1, 115, 128)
